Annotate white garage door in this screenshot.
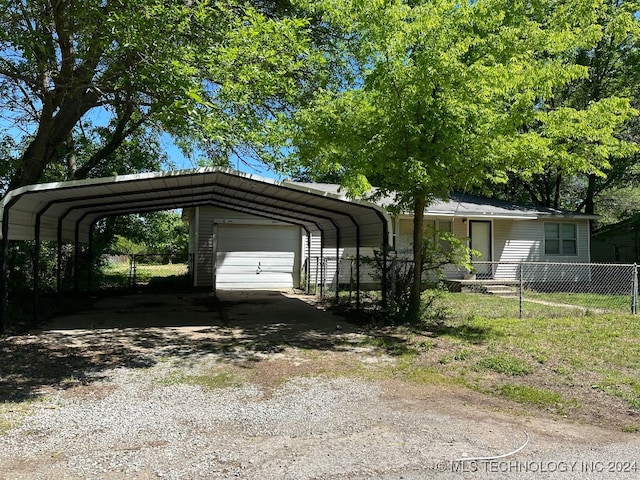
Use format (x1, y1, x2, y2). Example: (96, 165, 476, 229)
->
(215, 224, 299, 289)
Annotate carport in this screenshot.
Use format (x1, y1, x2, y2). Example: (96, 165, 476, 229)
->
(0, 168, 392, 333)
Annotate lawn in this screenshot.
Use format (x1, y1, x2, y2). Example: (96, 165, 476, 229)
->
(435, 290, 634, 318)
(524, 290, 633, 313)
(343, 290, 640, 431)
(99, 262, 188, 287)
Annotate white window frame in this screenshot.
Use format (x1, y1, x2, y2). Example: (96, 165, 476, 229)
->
(544, 222, 578, 256)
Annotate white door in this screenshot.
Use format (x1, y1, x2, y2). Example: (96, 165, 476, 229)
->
(214, 224, 300, 289)
(470, 221, 492, 278)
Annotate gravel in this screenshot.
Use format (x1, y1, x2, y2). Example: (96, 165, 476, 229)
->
(1, 361, 388, 479)
(2, 357, 640, 480)
(2, 290, 639, 479)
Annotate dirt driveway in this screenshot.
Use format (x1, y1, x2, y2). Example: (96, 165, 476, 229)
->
(1, 290, 639, 479)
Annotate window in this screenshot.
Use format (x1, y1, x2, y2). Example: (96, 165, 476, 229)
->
(544, 223, 577, 256)
(397, 219, 453, 254)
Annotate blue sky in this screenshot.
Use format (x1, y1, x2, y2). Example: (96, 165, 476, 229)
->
(161, 135, 284, 180)
(0, 112, 285, 182)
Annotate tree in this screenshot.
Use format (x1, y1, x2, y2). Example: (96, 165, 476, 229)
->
(284, 0, 637, 321)
(0, 0, 321, 190)
(473, 0, 640, 215)
(107, 211, 189, 259)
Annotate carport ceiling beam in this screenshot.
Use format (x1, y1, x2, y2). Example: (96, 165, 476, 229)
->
(70, 191, 343, 245)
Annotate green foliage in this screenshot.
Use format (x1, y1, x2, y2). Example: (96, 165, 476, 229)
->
(0, 0, 323, 188)
(111, 236, 147, 256)
(107, 211, 189, 258)
(369, 228, 474, 323)
(287, 0, 619, 200)
(499, 384, 579, 414)
(473, 1, 640, 214)
(283, 0, 635, 318)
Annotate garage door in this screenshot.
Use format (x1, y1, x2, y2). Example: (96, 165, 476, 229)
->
(215, 224, 300, 289)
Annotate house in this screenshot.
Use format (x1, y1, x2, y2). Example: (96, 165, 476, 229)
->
(591, 215, 640, 264)
(185, 182, 598, 290)
(398, 193, 597, 280)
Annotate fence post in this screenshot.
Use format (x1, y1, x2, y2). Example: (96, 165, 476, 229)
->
(334, 258, 339, 303)
(390, 256, 397, 314)
(314, 257, 319, 295)
(632, 263, 638, 315)
(129, 254, 137, 287)
(349, 258, 353, 305)
(519, 262, 524, 319)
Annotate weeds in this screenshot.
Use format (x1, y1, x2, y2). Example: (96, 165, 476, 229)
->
(475, 355, 533, 376)
(499, 384, 580, 415)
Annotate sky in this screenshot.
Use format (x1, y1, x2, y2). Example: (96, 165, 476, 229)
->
(0, 111, 285, 184)
(161, 134, 284, 181)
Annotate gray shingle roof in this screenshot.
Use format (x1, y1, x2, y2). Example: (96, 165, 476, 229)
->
(287, 183, 599, 219)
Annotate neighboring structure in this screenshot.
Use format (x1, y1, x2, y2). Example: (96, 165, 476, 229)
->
(186, 186, 599, 290)
(591, 215, 640, 264)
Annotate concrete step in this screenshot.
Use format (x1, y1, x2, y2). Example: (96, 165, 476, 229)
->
(484, 285, 518, 296)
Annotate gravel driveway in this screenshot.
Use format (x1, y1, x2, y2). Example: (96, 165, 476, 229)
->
(1, 290, 638, 479)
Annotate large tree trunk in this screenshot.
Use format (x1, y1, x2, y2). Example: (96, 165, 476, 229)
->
(583, 174, 597, 215)
(408, 195, 426, 322)
(10, 89, 100, 189)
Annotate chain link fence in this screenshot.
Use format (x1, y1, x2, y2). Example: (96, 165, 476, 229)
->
(99, 254, 193, 290)
(460, 262, 638, 318)
(306, 256, 639, 319)
(6, 245, 194, 331)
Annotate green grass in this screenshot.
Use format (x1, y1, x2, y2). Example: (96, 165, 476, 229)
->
(499, 384, 580, 415)
(347, 291, 640, 427)
(475, 355, 533, 376)
(439, 291, 634, 319)
(526, 291, 632, 312)
(97, 262, 188, 288)
(596, 376, 640, 409)
(103, 262, 187, 280)
(439, 292, 578, 319)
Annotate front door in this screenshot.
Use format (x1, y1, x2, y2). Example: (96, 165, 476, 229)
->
(470, 220, 492, 278)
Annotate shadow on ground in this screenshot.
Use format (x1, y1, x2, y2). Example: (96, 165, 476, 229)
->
(0, 290, 404, 402)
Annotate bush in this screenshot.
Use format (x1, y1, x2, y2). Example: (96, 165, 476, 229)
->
(369, 227, 476, 324)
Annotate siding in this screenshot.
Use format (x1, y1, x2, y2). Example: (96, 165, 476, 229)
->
(195, 207, 215, 287)
(493, 219, 591, 280)
(302, 233, 378, 287)
(395, 216, 592, 281)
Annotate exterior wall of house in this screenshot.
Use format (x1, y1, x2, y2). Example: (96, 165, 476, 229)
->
(190, 203, 594, 289)
(302, 233, 378, 288)
(394, 216, 592, 281)
(195, 207, 216, 287)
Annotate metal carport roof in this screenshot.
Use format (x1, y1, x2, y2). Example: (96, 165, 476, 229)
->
(0, 168, 391, 247)
(0, 168, 393, 333)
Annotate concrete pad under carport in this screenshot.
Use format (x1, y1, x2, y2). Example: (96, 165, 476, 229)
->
(31, 290, 356, 357)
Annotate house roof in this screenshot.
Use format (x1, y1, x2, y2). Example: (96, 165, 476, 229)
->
(424, 193, 599, 220)
(0, 168, 392, 248)
(289, 184, 599, 220)
(592, 214, 640, 238)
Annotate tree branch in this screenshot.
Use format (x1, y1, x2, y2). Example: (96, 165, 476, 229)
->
(72, 105, 146, 180)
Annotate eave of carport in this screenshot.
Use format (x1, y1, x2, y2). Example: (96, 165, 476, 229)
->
(0, 167, 393, 333)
